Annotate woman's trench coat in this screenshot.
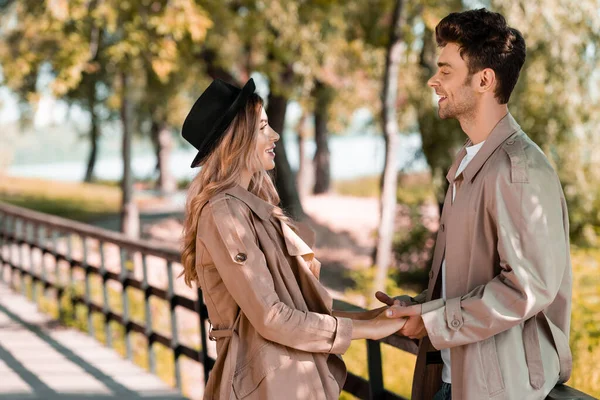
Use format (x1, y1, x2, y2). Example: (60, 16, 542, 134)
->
(195, 185, 353, 400)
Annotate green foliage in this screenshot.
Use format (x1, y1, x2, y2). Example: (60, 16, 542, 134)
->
(346, 266, 419, 301)
(0, 0, 212, 179)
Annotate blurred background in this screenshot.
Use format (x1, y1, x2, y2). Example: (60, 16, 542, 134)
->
(0, 0, 599, 399)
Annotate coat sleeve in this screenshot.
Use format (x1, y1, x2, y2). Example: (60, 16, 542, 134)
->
(198, 196, 352, 354)
(422, 149, 570, 350)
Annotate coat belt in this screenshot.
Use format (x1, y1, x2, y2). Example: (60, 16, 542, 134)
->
(523, 315, 544, 389)
(209, 326, 234, 341)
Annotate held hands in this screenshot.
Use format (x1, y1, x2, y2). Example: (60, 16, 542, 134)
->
(350, 306, 408, 341)
(363, 309, 408, 340)
(375, 291, 428, 340)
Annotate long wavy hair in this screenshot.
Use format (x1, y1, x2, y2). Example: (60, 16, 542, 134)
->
(180, 93, 295, 287)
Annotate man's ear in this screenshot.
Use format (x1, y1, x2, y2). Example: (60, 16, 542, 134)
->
(477, 68, 496, 94)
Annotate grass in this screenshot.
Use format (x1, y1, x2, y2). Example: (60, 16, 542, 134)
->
(0, 176, 121, 221)
(339, 340, 416, 400)
(334, 172, 436, 207)
(568, 247, 600, 397)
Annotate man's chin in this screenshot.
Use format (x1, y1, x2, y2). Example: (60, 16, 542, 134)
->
(437, 107, 455, 119)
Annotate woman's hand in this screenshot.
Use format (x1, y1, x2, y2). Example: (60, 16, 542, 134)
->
(351, 309, 408, 340)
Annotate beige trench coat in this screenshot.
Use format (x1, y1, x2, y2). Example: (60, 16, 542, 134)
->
(195, 185, 352, 400)
(412, 113, 572, 400)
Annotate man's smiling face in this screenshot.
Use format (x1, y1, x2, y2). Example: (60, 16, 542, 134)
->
(427, 43, 478, 120)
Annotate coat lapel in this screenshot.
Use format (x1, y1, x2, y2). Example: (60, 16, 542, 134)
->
(281, 222, 313, 257)
(280, 221, 323, 279)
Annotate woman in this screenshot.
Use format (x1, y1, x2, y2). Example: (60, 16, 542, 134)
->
(180, 78, 406, 400)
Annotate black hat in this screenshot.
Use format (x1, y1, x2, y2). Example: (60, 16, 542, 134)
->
(182, 78, 256, 167)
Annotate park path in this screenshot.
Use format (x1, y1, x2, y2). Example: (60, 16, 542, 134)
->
(0, 282, 188, 400)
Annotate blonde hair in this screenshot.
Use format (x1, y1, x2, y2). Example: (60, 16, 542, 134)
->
(180, 93, 295, 287)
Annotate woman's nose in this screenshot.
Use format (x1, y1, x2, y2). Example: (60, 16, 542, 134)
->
(271, 127, 280, 142)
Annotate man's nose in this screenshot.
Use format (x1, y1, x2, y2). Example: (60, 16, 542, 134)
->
(427, 75, 438, 88)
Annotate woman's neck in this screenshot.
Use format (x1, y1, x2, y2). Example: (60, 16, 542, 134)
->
(239, 170, 252, 189)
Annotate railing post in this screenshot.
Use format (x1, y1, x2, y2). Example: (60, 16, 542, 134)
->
(37, 225, 48, 297)
(27, 222, 38, 304)
(0, 211, 5, 284)
(50, 229, 64, 320)
(197, 287, 212, 384)
(119, 247, 133, 360)
(9, 216, 16, 289)
(166, 261, 182, 390)
(141, 254, 156, 374)
(82, 236, 94, 338)
(367, 339, 385, 400)
(99, 241, 112, 349)
(65, 231, 75, 315)
(17, 218, 26, 297)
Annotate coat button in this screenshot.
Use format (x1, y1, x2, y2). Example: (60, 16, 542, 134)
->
(451, 319, 461, 328)
(507, 139, 515, 145)
(234, 253, 247, 262)
(428, 270, 434, 279)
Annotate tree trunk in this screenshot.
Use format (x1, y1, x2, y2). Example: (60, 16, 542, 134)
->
(267, 91, 305, 220)
(120, 72, 139, 237)
(84, 102, 99, 183)
(296, 112, 312, 198)
(372, 0, 405, 303)
(84, 66, 99, 183)
(313, 81, 332, 195)
(151, 120, 176, 195)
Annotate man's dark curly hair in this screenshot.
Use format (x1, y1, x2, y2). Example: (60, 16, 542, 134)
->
(435, 8, 526, 104)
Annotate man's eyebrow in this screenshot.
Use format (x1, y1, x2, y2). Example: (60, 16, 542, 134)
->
(437, 62, 452, 68)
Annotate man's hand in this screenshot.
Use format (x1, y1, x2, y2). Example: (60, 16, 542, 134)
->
(375, 291, 415, 307)
(384, 302, 428, 340)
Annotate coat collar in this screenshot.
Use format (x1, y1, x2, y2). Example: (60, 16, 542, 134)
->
(224, 185, 316, 257)
(223, 185, 274, 221)
(446, 112, 521, 184)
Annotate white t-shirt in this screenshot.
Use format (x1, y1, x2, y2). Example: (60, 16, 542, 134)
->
(440, 140, 485, 384)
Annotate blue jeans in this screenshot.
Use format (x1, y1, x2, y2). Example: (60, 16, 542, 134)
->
(433, 382, 452, 400)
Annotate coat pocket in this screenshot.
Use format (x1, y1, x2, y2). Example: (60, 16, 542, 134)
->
(232, 343, 291, 399)
(479, 335, 505, 396)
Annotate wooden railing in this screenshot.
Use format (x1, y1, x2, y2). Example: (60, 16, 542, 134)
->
(0, 202, 595, 400)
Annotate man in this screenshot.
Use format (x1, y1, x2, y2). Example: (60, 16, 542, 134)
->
(377, 8, 573, 400)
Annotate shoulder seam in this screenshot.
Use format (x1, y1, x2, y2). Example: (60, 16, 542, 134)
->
(501, 135, 529, 184)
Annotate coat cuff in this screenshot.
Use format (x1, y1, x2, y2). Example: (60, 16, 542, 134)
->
(422, 297, 463, 350)
(421, 307, 449, 350)
(330, 316, 352, 354)
(421, 298, 445, 314)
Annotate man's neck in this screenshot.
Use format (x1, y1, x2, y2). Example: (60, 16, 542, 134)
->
(458, 103, 509, 145)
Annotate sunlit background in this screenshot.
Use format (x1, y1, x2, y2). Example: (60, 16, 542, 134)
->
(0, 1, 599, 399)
